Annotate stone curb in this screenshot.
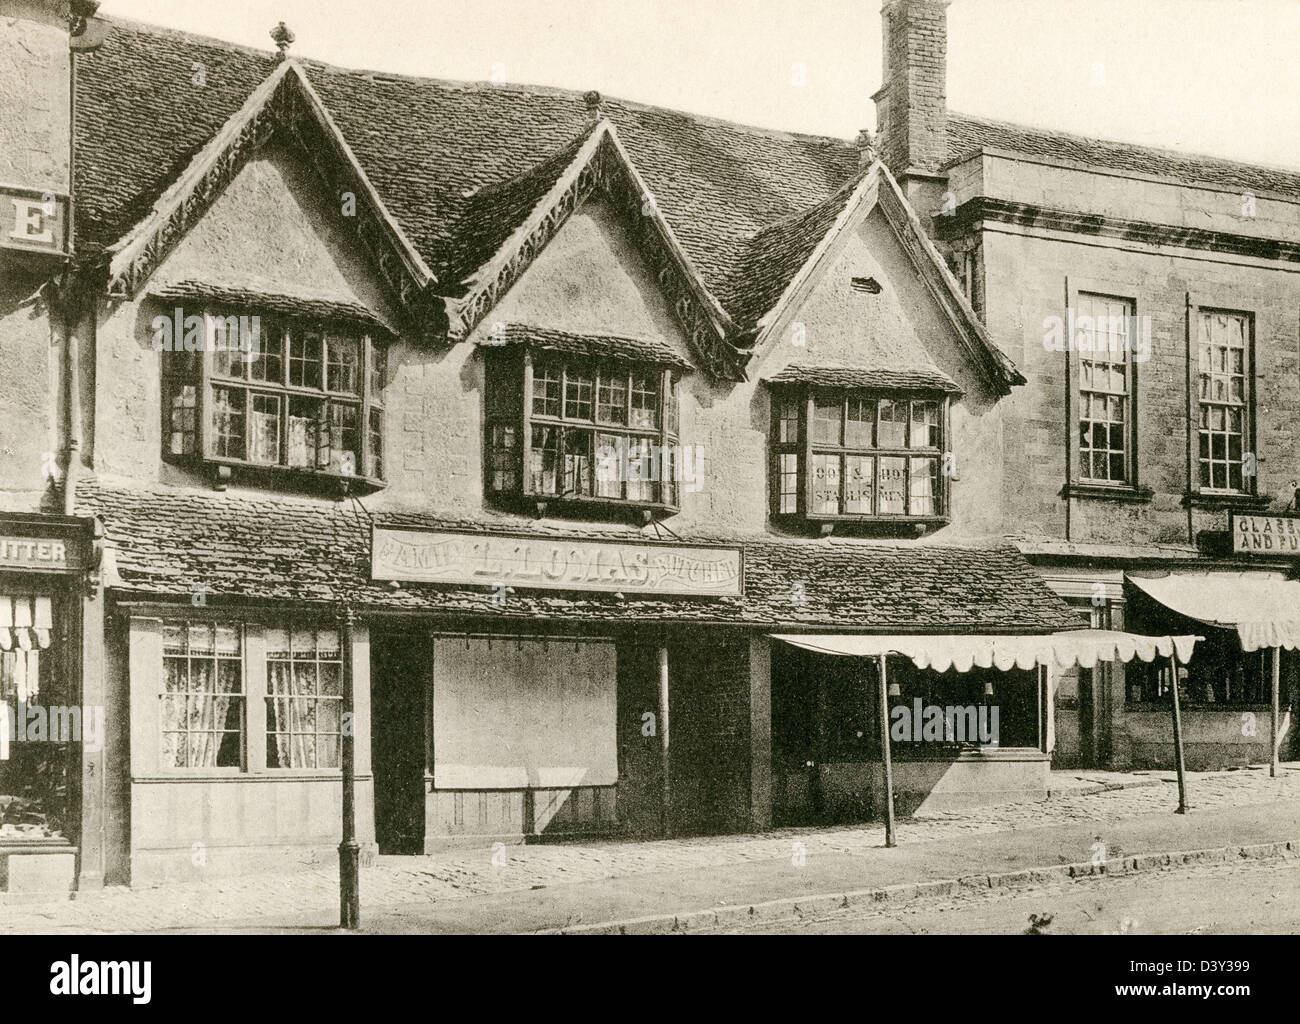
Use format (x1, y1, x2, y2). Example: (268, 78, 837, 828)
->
(540, 838, 1299, 935)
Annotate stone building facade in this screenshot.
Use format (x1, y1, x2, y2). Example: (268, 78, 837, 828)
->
(0, 0, 1294, 893)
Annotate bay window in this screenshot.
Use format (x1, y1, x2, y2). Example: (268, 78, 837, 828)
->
(163, 309, 387, 486)
(771, 385, 949, 522)
(485, 346, 682, 513)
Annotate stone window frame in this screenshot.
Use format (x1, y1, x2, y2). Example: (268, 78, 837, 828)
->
(1194, 306, 1256, 497)
(768, 383, 951, 525)
(1070, 292, 1138, 489)
(161, 307, 388, 491)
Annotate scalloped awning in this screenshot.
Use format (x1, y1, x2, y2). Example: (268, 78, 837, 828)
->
(772, 629, 1201, 672)
(1127, 572, 1300, 652)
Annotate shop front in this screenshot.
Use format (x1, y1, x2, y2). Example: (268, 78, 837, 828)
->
(769, 630, 1201, 821)
(1122, 562, 1299, 771)
(367, 526, 748, 850)
(0, 513, 100, 893)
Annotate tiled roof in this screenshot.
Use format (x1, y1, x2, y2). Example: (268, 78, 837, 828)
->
(479, 323, 693, 369)
(768, 363, 962, 393)
(948, 113, 1300, 199)
(74, 481, 1076, 632)
(73, 19, 860, 319)
(148, 280, 399, 336)
(718, 177, 863, 332)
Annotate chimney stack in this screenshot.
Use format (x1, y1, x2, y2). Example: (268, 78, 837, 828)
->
(871, 0, 950, 184)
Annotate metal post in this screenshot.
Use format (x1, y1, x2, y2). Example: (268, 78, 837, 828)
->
(1271, 646, 1281, 778)
(339, 608, 360, 929)
(658, 646, 671, 838)
(1168, 654, 1188, 814)
(877, 654, 896, 847)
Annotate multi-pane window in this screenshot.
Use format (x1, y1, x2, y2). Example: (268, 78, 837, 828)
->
(771, 389, 947, 520)
(1197, 310, 1252, 493)
(265, 627, 343, 770)
(164, 310, 387, 482)
(161, 622, 244, 769)
(1075, 293, 1134, 485)
(487, 352, 681, 509)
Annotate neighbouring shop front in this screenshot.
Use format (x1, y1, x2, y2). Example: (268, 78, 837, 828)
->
(1034, 513, 1300, 773)
(0, 513, 100, 893)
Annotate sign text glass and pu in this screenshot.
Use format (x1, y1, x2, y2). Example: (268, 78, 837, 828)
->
(1232, 514, 1300, 554)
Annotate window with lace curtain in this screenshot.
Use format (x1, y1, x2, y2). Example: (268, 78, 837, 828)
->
(161, 622, 244, 769)
(265, 627, 343, 770)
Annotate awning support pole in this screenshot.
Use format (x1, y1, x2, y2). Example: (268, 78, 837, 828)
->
(1168, 654, 1188, 814)
(658, 646, 671, 838)
(877, 654, 896, 848)
(1271, 646, 1281, 778)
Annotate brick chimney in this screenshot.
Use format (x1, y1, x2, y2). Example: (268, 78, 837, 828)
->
(871, 0, 950, 186)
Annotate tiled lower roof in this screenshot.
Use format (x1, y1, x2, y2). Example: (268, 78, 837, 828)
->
(767, 363, 962, 394)
(479, 324, 693, 369)
(75, 481, 1076, 632)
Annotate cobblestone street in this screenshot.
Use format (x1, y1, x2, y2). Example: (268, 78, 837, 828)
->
(3, 766, 1299, 933)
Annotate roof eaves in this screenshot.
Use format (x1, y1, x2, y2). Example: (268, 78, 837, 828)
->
(103, 60, 438, 332)
(449, 119, 747, 380)
(874, 161, 1025, 392)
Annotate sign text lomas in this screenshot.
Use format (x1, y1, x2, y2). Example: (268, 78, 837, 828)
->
(372, 528, 742, 597)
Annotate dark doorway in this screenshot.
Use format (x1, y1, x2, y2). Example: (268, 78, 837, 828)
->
(371, 631, 430, 855)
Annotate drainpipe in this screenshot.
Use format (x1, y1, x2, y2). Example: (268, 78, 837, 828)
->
(62, 317, 81, 515)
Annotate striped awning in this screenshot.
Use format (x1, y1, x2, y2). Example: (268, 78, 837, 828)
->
(0, 595, 54, 651)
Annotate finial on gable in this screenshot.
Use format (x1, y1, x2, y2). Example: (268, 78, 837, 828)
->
(270, 21, 296, 60)
(583, 90, 603, 123)
(855, 128, 877, 168)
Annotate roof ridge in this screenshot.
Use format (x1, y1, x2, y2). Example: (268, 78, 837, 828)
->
(103, 14, 854, 150)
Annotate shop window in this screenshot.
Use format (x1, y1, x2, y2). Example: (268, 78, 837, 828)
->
(1128, 644, 1294, 708)
(485, 349, 682, 512)
(162, 310, 387, 486)
(770, 386, 948, 522)
(265, 627, 343, 770)
(1073, 293, 1136, 487)
(0, 595, 71, 840)
(161, 621, 244, 769)
(1196, 309, 1253, 494)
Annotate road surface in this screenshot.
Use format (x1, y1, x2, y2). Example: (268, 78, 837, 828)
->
(725, 855, 1300, 934)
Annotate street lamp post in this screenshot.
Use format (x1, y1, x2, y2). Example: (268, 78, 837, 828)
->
(339, 605, 360, 929)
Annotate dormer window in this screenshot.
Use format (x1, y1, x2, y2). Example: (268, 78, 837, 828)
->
(767, 367, 958, 525)
(482, 327, 687, 516)
(161, 307, 387, 487)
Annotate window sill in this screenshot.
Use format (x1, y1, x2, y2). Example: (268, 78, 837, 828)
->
(1182, 491, 1273, 511)
(495, 492, 680, 521)
(171, 455, 386, 496)
(1062, 482, 1153, 504)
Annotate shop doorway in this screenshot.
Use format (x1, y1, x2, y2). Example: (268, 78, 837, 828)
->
(370, 632, 429, 854)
